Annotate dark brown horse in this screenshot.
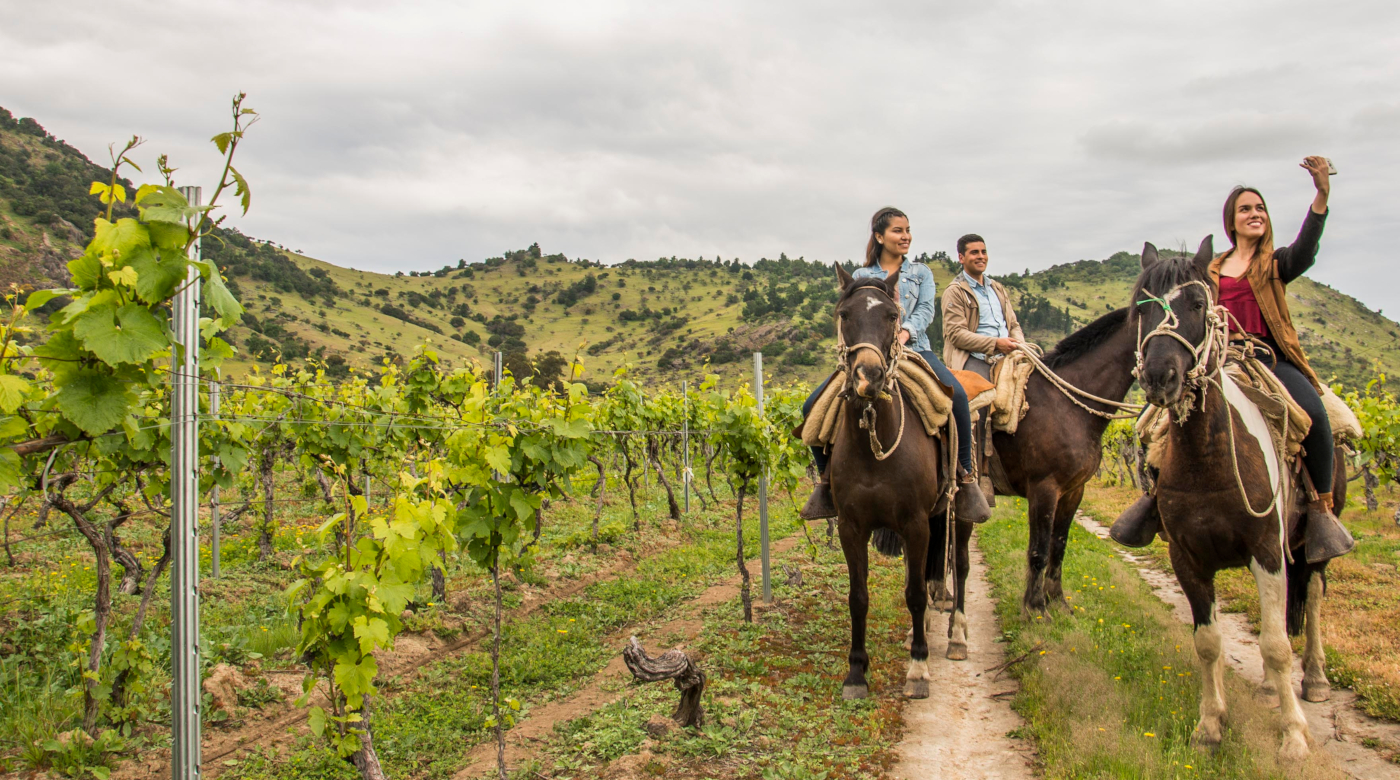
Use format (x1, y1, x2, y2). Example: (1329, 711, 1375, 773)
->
(827, 263, 962, 699)
(1134, 237, 1343, 760)
(884, 305, 1142, 617)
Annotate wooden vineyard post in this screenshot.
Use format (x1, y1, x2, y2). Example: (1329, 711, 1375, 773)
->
(754, 352, 770, 604)
(171, 185, 202, 780)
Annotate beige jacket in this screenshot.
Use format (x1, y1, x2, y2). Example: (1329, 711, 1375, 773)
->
(941, 274, 1025, 371)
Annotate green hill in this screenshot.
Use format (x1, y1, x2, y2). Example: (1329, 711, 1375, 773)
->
(3, 106, 1396, 390)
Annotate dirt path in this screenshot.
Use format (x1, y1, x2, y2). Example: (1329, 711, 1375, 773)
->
(449, 536, 803, 779)
(890, 532, 1036, 780)
(1077, 513, 1400, 779)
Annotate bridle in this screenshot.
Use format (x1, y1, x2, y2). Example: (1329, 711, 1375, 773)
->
(1132, 279, 1226, 423)
(1134, 277, 1292, 539)
(835, 285, 906, 460)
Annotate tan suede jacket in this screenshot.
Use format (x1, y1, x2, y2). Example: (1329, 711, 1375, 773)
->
(941, 274, 1025, 371)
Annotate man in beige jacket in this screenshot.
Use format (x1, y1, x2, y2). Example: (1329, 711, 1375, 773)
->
(942, 233, 1024, 379)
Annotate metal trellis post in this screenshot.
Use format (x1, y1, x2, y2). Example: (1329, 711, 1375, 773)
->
(209, 375, 220, 579)
(754, 353, 771, 603)
(494, 351, 503, 389)
(681, 380, 690, 514)
(171, 185, 202, 780)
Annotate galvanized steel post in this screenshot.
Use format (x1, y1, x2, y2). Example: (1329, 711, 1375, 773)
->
(209, 376, 220, 579)
(681, 380, 690, 514)
(754, 353, 771, 603)
(171, 185, 202, 780)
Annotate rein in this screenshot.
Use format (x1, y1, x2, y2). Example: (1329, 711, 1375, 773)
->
(1016, 344, 1145, 421)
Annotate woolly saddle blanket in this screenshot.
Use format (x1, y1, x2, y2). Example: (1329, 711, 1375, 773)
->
(800, 349, 997, 448)
(988, 350, 1036, 434)
(1139, 355, 1362, 472)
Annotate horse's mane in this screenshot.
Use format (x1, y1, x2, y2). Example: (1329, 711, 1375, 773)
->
(1043, 308, 1129, 369)
(1129, 254, 1210, 324)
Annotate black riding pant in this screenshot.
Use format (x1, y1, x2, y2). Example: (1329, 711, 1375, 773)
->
(1255, 338, 1333, 493)
(803, 350, 973, 475)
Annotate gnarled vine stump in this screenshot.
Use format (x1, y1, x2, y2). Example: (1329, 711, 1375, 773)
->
(622, 636, 706, 727)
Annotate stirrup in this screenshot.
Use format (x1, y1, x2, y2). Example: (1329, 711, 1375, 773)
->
(801, 481, 838, 520)
(1109, 493, 1159, 548)
(954, 473, 991, 524)
(1304, 502, 1354, 563)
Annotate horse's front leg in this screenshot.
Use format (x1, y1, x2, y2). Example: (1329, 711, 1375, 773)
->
(946, 518, 974, 661)
(1301, 563, 1331, 702)
(1250, 557, 1312, 761)
(838, 521, 872, 700)
(1022, 481, 1061, 616)
(902, 519, 931, 698)
(1172, 543, 1227, 751)
(1043, 486, 1085, 613)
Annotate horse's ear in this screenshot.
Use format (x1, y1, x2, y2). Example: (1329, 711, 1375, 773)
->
(1193, 235, 1214, 275)
(834, 262, 854, 291)
(883, 267, 901, 298)
(1141, 242, 1160, 269)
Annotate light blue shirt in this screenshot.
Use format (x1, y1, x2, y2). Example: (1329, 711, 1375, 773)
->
(960, 271, 1008, 361)
(851, 261, 937, 353)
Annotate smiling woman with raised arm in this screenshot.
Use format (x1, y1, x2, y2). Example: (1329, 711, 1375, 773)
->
(800, 206, 990, 523)
(1111, 156, 1354, 562)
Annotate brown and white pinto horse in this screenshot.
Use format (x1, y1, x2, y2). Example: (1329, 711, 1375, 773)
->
(1133, 237, 1343, 761)
(827, 263, 965, 700)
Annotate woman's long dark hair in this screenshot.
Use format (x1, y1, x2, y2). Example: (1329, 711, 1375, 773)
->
(864, 206, 907, 267)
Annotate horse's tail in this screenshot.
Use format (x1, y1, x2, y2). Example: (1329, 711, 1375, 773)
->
(871, 528, 904, 557)
(1285, 553, 1315, 637)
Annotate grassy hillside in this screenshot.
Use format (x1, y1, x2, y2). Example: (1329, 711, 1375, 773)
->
(3, 105, 1396, 390)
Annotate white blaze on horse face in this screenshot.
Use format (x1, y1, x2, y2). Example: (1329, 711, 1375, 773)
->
(1219, 371, 1281, 506)
(865, 296, 882, 311)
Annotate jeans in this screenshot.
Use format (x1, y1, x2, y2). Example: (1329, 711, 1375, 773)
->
(1255, 339, 1333, 493)
(803, 350, 973, 475)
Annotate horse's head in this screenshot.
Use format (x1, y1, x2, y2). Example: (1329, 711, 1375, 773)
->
(1132, 236, 1217, 409)
(833, 263, 902, 400)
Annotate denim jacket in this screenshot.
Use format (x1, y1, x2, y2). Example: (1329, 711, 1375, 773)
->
(851, 261, 938, 353)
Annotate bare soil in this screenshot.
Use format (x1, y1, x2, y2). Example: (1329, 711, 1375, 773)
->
(889, 536, 1036, 780)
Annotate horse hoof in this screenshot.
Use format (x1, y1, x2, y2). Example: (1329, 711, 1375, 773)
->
(1191, 726, 1222, 753)
(904, 679, 929, 699)
(1278, 732, 1310, 762)
(1302, 681, 1332, 703)
(934, 598, 954, 612)
(842, 684, 868, 700)
(946, 642, 969, 661)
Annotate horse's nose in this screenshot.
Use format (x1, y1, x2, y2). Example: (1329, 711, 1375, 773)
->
(1141, 364, 1180, 406)
(854, 365, 884, 398)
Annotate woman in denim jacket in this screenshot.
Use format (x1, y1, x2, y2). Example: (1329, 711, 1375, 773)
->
(801, 207, 990, 523)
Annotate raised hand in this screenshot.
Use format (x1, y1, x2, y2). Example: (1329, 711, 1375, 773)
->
(1300, 155, 1331, 195)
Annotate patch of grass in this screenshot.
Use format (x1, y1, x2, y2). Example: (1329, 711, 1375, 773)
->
(1081, 481, 1400, 724)
(979, 497, 1342, 779)
(513, 523, 911, 779)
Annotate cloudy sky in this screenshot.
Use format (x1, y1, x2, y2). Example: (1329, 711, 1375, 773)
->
(5, 1, 1399, 311)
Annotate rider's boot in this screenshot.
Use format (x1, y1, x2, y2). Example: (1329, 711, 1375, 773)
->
(1304, 494, 1355, 563)
(1109, 493, 1160, 548)
(955, 468, 992, 524)
(801, 472, 838, 520)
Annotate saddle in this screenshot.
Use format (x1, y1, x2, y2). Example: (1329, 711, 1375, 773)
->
(1138, 353, 1362, 471)
(988, 351, 1036, 434)
(800, 349, 996, 448)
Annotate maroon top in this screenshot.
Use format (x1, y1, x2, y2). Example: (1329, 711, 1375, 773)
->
(1218, 274, 1270, 338)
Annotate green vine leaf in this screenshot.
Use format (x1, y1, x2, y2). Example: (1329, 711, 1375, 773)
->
(53, 368, 134, 435)
(73, 303, 167, 367)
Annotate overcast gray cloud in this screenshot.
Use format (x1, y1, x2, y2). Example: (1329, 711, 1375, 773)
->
(4, 0, 1398, 312)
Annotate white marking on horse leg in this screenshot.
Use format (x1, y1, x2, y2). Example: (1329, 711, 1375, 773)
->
(946, 610, 969, 661)
(1251, 558, 1312, 761)
(1192, 607, 1227, 749)
(904, 657, 930, 698)
(1302, 570, 1331, 702)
